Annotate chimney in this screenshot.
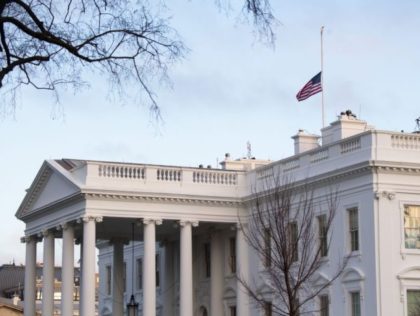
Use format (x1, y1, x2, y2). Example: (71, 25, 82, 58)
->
(292, 130, 320, 155)
(321, 110, 372, 145)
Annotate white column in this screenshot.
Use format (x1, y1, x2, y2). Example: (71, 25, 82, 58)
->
(210, 231, 224, 316)
(236, 225, 250, 316)
(143, 219, 161, 316)
(112, 239, 124, 316)
(162, 241, 175, 316)
(23, 236, 37, 316)
(61, 224, 75, 316)
(42, 230, 55, 316)
(78, 239, 83, 314)
(80, 216, 101, 316)
(180, 220, 198, 316)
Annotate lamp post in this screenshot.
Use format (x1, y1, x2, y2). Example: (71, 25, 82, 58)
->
(127, 222, 138, 316)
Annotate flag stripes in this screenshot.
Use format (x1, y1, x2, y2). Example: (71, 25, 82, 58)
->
(296, 72, 322, 101)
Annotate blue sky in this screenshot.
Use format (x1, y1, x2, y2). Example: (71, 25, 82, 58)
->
(1, 0, 420, 264)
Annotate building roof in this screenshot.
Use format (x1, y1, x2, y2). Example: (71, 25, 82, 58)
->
(0, 264, 80, 297)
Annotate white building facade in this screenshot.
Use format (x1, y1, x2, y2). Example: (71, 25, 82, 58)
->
(16, 112, 420, 316)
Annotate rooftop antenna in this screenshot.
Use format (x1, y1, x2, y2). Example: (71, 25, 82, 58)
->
(247, 141, 252, 159)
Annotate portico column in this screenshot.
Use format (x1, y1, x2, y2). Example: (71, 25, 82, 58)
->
(210, 231, 224, 316)
(61, 224, 75, 316)
(236, 224, 249, 316)
(112, 239, 124, 316)
(42, 230, 55, 316)
(180, 220, 198, 316)
(23, 236, 37, 316)
(80, 216, 102, 316)
(143, 219, 162, 316)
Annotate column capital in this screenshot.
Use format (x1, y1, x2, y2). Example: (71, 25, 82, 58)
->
(179, 220, 199, 227)
(143, 218, 163, 225)
(77, 216, 103, 224)
(40, 229, 53, 238)
(21, 235, 37, 243)
(56, 222, 74, 231)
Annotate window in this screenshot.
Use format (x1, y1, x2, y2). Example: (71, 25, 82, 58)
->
(156, 254, 160, 287)
(106, 265, 111, 295)
(348, 208, 359, 252)
(123, 262, 127, 293)
(136, 258, 143, 290)
(229, 306, 237, 316)
(289, 222, 298, 262)
(264, 228, 272, 267)
(407, 290, 420, 316)
(319, 295, 329, 316)
(318, 215, 328, 257)
(229, 237, 236, 273)
(204, 243, 211, 278)
(404, 205, 420, 249)
(264, 301, 272, 316)
(351, 291, 361, 316)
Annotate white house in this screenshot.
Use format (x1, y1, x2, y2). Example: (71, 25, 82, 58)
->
(16, 111, 420, 316)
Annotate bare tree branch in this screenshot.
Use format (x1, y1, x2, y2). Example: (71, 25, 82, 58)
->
(0, 0, 277, 116)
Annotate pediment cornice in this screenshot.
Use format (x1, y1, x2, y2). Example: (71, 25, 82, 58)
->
(83, 190, 242, 207)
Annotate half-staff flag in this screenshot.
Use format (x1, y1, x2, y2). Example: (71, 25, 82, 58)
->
(296, 72, 322, 101)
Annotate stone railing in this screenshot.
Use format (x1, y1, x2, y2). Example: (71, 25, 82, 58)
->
(98, 164, 145, 179)
(157, 168, 182, 182)
(391, 134, 420, 150)
(94, 163, 241, 188)
(340, 137, 361, 154)
(310, 148, 329, 163)
(192, 170, 237, 185)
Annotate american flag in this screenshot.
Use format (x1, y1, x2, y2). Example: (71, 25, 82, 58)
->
(296, 72, 322, 101)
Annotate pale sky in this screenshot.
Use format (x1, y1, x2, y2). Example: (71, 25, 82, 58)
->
(1, 0, 420, 265)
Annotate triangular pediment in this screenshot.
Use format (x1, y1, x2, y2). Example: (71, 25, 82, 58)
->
(15, 160, 81, 219)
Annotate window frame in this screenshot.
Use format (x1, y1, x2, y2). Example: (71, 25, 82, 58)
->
(319, 294, 329, 316)
(136, 258, 143, 290)
(350, 291, 361, 316)
(229, 237, 236, 274)
(317, 214, 328, 257)
(403, 205, 420, 250)
(347, 207, 360, 253)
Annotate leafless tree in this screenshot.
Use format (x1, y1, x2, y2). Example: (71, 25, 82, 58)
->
(0, 0, 276, 116)
(239, 175, 347, 316)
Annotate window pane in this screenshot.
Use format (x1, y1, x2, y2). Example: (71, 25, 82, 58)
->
(264, 228, 272, 267)
(407, 290, 420, 316)
(351, 292, 361, 316)
(348, 208, 359, 251)
(229, 237, 236, 273)
(204, 243, 211, 278)
(136, 259, 142, 290)
(320, 295, 329, 316)
(289, 222, 299, 262)
(106, 265, 111, 295)
(404, 206, 420, 249)
(318, 215, 328, 257)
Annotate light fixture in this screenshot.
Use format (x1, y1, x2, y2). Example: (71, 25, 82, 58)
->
(127, 222, 138, 316)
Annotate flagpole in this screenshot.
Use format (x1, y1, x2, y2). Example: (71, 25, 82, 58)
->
(321, 26, 325, 128)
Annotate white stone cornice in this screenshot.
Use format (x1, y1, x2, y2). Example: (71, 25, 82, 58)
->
(84, 191, 241, 207)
